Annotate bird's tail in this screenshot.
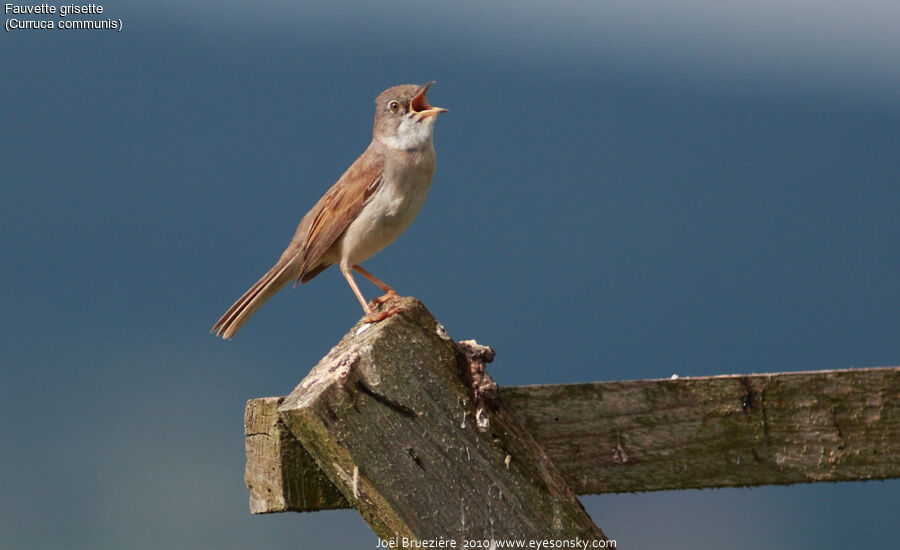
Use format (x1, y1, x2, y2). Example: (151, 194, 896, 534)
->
(211, 257, 300, 339)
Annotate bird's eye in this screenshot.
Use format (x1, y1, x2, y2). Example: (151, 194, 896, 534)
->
(388, 101, 401, 112)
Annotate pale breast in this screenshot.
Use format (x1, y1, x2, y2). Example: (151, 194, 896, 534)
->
(337, 147, 436, 267)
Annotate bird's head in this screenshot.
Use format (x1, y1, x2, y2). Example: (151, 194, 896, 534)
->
(373, 82, 448, 151)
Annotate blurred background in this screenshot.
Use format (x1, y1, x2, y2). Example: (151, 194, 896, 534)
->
(2, 1, 898, 548)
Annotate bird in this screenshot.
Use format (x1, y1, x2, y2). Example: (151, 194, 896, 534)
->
(211, 82, 447, 339)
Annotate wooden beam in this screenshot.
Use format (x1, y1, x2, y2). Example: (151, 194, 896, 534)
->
(244, 397, 347, 513)
(273, 296, 608, 542)
(246, 366, 899, 513)
(506, 367, 899, 494)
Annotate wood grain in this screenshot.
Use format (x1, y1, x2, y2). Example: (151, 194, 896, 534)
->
(504, 367, 899, 494)
(247, 365, 899, 513)
(273, 296, 608, 542)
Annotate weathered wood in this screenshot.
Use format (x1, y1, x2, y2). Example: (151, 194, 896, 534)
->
(506, 367, 900, 494)
(275, 296, 608, 542)
(246, 366, 899, 512)
(244, 397, 347, 513)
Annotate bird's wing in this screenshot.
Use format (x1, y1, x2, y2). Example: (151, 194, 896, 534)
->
(297, 145, 384, 279)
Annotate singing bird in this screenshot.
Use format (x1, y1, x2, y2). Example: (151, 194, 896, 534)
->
(211, 83, 447, 339)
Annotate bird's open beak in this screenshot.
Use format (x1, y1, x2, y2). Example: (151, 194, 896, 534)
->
(411, 81, 448, 119)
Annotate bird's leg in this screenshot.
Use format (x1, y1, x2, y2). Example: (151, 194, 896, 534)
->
(341, 265, 374, 316)
(353, 265, 398, 306)
(351, 265, 401, 322)
(341, 265, 398, 323)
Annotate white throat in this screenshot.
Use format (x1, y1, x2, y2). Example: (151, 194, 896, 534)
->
(378, 115, 436, 152)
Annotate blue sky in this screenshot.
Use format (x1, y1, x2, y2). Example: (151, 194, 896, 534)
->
(2, 2, 898, 548)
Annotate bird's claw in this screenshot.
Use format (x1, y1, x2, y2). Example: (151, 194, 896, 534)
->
(368, 290, 398, 308)
(363, 305, 401, 324)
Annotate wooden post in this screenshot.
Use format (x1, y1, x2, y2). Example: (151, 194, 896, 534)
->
(247, 368, 900, 512)
(275, 296, 609, 543)
(242, 294, 900, 546)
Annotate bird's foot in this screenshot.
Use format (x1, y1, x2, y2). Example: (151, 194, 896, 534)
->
(368, 290, 398, 308)
(363, 305, 401, 324)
